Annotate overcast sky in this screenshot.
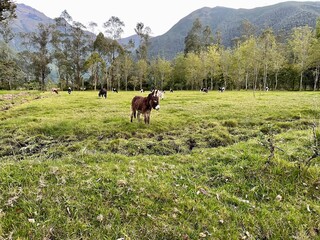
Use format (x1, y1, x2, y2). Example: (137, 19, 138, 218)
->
(15, 0, 318, 37)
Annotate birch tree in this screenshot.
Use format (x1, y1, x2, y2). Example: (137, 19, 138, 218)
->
(289, 26, 313, 91)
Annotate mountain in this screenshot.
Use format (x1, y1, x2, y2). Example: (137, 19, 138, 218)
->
(148, 1, 320, 59)
(9, 4, 55, 50)
(5, 2, 320, 60)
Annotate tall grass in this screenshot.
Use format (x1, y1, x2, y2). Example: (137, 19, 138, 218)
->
(0, 90, 319, 239)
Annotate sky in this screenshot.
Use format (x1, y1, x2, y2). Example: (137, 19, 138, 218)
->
(15, 0, 319, 37)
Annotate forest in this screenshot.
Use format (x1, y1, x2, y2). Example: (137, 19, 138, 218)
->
(1, 1, 320, 92)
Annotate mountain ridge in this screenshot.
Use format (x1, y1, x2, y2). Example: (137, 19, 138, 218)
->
(147, 1, 320, 59)
(5, 2, 320, 59)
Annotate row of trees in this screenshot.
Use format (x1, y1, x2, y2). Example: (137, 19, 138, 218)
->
(180, 18, 320, 91)
(1, 1, 320, 91)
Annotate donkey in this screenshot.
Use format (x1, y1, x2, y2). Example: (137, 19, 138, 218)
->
(156, 90, 165, 100)
(131, 90, 160, 124)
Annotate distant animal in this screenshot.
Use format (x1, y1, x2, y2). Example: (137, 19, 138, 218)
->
(52, 88, 59, 94)
(265, 86, 269, 91)
(112, 88, 118, 93)
(80, 87, 86, 91)
(170, 88, 174, 93)
(140, 89, 144, 93)
(157, 90, 165, 100)
(67, 87, 72, 94)
(131, 90, 160, 124)
(98, 88, 107, 98)
(218, 87, 225, 92)
(200, 88, 208, 93)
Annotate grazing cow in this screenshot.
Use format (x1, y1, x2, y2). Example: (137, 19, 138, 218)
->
(170, 88, 174, 93)
(67, 87, 72, 94)
(200, 88, 208, 93)
(218, 87, 225, 92)
(140, 89, 144, 93)
(98, 88, 107, 98)
(52, 88, 59, 94)
(265, 86, 269, 91)
(112, 88, 118, 93)
(131, 90, 160, 124)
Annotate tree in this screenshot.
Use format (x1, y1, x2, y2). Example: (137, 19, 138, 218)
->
(135, 22, 151, 61)
(150, 57, 172, 89)
(171, 53, 187, 90)
(185, 53, 203, 90)
(120, 46, 134, 91)
(184, 18, 214, 56)
(232, 38, 247, 89)
(69, 21, 90, 89)
(52, 15, 73, 89)
(135, 59, 148, 90)
(103, 16, 125, 40)
(21, 23, 54, 90)
(0, 45, 23, 89)
(272, 42, 286, 90)
(94, 32, 124, 90)
(103, 17, 125, 89)
(0, 0, 17, 89)
(220, 48, 233, 89)
(306, 18, 320, 91)
(0, 15, 14, 43)
(84, 52, 106, 90)
(235, 37, 257, 90)
(204, 45, 221, 90)
(88, 21, 98, 34)
(289, 26, 313, 91)
(259, 28, 277, 90)
(120, 53, 133, 91)
(184, 18, 202, 55)
(202, 26, 214, 51)
(0, 0, 16, 22)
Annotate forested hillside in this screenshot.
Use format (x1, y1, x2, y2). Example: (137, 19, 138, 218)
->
(148, 1, 320, 59)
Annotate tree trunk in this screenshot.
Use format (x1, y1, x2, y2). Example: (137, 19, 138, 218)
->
(300, 71, 303, 91)
(41, 70, 45, 91)
(274, 71, 279, 90)
(245, 71, 249, 90)
(263, 64, 268, 90)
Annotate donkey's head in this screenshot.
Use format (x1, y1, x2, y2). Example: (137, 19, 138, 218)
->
(148, 90, 160, 110)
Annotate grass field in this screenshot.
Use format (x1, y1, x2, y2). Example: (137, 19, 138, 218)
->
(0, 90, 319, 239)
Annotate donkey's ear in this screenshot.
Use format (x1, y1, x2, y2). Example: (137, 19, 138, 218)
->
(147, 92, 153, 98)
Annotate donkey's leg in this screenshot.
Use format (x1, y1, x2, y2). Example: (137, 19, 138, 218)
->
(131, 108, 137, 122)
(145, 111, 150, 124)
(144, 113, 147, 124)
(137, 111, 141, 122)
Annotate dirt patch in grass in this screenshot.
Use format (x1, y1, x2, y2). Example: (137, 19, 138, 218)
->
(0, 91, 42, 112)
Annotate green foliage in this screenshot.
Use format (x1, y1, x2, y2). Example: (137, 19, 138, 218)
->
(0, 90, 319, 239)
(0, 0, 16, 22)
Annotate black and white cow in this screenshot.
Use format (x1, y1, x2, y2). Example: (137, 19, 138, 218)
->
(200, 88, 208, 93)
(218, 87, 225, 92)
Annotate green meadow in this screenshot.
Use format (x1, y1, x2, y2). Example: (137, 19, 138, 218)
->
(0, 90, 319, 239)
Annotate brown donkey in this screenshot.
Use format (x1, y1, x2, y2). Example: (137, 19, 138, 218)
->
(130, 90, 160, 124)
